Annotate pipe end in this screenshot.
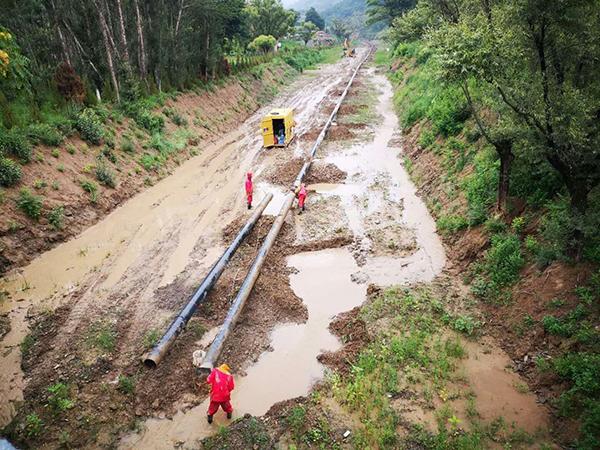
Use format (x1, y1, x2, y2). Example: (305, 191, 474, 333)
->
(143, 354, 158, 369)
(198, 363, 213, 376)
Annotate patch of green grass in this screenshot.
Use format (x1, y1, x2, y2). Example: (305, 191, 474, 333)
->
(87, 321, 117, 352)
(27, 123, 64, 147)
(51, 148, 60, 158)
(143, 328, 161, 349)
(25, 413, 43, 438)
(118, 375, 135, 395)
(436, 214, 468, 235)
(20, 334, 36, 359)
(95, 163, 116, 188)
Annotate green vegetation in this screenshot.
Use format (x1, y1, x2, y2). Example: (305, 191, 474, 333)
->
(0, 156, 22, 186)
(47, 205, 64, 230)
(47, 382, 75, 413)
(80, 179, 98, 203)
(118, 375, 135, 395)
(24, 413, 43, 438)
(75, 108, 104, 145)
(26, 123, 63, 147)
(143, 329, 161, 349)
(16, 188, 43, 221)
(95, 164, 116, 188)
(87, 321, 117, 353)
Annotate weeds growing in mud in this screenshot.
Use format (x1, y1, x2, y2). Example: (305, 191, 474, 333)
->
(118, 375, 135, 395)
(25, 413, 43, 438)
(143, 328, 161, 349)
(16, 188, 43, 221)
(80, 179, 98, 203)
(47, 382, 75, 413)
(47, 205, 64, 230)
(87, 321, 117, 352)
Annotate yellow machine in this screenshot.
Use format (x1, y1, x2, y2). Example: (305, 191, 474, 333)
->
(261, 108, 295, 148)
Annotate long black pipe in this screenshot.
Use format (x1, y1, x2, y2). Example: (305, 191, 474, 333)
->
(199, 47, 373, 373)
(143, 193, 273, 368)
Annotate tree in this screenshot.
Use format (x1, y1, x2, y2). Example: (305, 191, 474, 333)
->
(245, 0, 296, 39)
(248, 35, 276, 53)
(305, 7, 325, 30)
(424, 0, 600, 257)
(329, 18, 350, 39)
(297, 21, 318, 46)
(366, 0, 416, 26)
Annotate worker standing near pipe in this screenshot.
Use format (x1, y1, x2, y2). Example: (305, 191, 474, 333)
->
(297, 183, 307, 214)
(206, 363, 235, 423)
(245, 172, 253, 209)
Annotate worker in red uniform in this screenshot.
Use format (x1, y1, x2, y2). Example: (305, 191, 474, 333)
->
(297, 183, 307, 214)
(206, 363, 235, 424)
(245, 172, 253, 209)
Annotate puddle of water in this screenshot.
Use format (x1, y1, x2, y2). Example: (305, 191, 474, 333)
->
(463, 339, 549, 433)
(120, 248, 365, 449)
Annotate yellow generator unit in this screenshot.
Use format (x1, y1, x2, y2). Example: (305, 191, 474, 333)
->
(261, 108, 295, 148)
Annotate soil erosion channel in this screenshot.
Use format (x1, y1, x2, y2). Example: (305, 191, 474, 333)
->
(0, 54, 358, 427)
(120, 71, 447, 448)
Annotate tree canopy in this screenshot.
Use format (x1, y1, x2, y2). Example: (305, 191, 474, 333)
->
(305, 7, 325, 30)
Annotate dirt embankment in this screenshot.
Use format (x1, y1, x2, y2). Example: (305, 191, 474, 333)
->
(0, 62, 293, 275)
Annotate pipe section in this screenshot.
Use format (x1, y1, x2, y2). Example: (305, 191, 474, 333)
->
(200, 47, 373, 373)
(143, 193, 273, 368)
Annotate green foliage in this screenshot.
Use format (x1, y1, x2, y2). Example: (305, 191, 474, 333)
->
(121, 137, 135, 154)
(426, 86, 469, 136)
(75, 108, 104, 145)
(163, 107, 187, 127)
(118, 375, 135, 395)
(451, 314, 480, 336)
(80, 179, 98, 203)
(16, 188, 43, 220)
(139, 153, 162, 171)
(0, 129, 32, 162)
(95, 164, 116, 188)
(125, 103, 165, 133)
(485, 233, 524, 287)
(47, 382, 75, 412)
(418, 127, 436, 148)
(463, 148, 498, 225)
(143, 329, 161, 349)
(27, 123, 63, 146)
(25, 413, 43, 438)
(436, 214, 468, 235)
(50, 148, 59, 158)
(47, 205, 64, 230)
(0, 156, 22, 186)
(248, 35, 276, 53)
(88, 321, 117, 352)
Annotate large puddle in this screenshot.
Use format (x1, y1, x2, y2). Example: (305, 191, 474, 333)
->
(120, 248, 365, 449)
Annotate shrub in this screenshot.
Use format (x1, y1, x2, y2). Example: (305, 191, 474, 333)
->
(132, 108, 164, 133)
(80, 179, 98, 203)
(484, 233, 524, 287)
(436, 215, 468, 235)
(538, 196, 574, 262)
(27, 123, 64, 146)
(95, 164, 116, 188)
(484, 216, 507, 234)
(418, 128, 436, 149)
(51, 148, 59, 158)
(0, 129, 32, 162)
(118, 375, 135, 395)
(0, 156, 22, 186)
(16, 189, 43, 221)
(426, 86, 469, 136)
(75, 108, 104, 144)
(463, 148, 498, 225)
(248, 34, 277, 53)
(47, 382, 74, 412)
(139, 153, 163, 171)
(48, 205, 64, 230)
(66, 144, 76, 154)
(25, 413, 43, 438)
(100, 145, 117, 163)
(121, 137, 135, 154)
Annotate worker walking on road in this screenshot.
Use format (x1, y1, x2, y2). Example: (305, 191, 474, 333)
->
(206, 363, 235, 424)
(297, 183, 307, 214)
(245, 172, 253, 209)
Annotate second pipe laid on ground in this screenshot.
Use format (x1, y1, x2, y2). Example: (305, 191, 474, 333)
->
(143, 193, 273, 368)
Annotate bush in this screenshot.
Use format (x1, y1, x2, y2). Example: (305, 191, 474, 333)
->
(48, 205, 64, 230)
(484, 233, 524, 287)
(131, 108, 164, 133)
(121, 137, 135, 154)
(27, 123, 64, 146)
(118, 375, 135, 395)
(80, 179, 98, 202)
(75, 108, 104, 145)
(248, 35, 276, 53)
(426, 86, 469, 136)
(139, 153, 162, 171)
(538, 196, 574, 262)
(25, 413, 43, 438)
(54, 62, 85, 103)
(47, 382, 74, 412)
(418, 128, 436, 149)
(95, 164, 116, 188)
(463, 148, 498, 225)
(16, 189, 43, 221)
(0, 156, 22, 186)
(436, 215, 468, 235)
(0, 129, 32, 162)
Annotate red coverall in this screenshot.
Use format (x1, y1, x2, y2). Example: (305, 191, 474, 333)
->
(298, 184, 307, 210)
(245, 172, 253, 208)
(207, 365, 235, 416)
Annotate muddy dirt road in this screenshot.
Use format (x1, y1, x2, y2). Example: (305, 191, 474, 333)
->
(0, 52, 359, 428)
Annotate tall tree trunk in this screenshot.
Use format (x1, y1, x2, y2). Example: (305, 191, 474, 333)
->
(204, 20, 210, 79)
(496, 141, 514, 213)
(116, 0, 130, 65)
(93, 0, 120, 101)
(133, 0, 147, 79)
